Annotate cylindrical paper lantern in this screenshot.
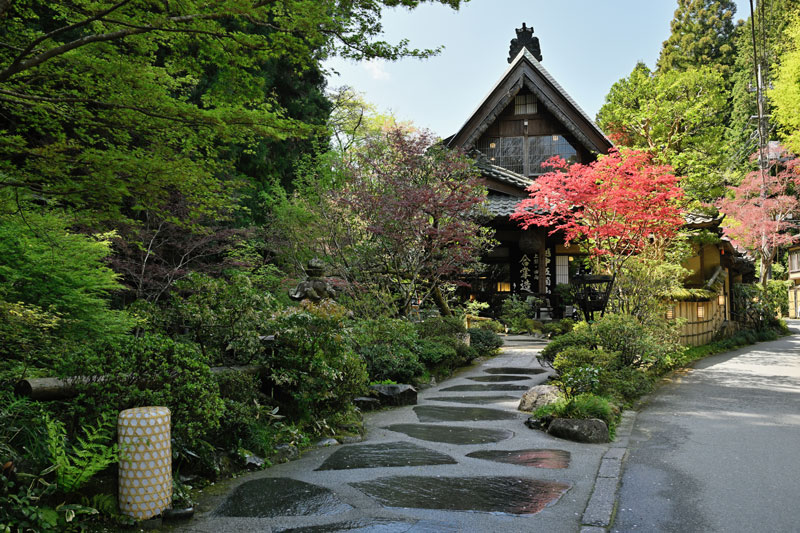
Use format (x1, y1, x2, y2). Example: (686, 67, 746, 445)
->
(118, 407, 172, 520)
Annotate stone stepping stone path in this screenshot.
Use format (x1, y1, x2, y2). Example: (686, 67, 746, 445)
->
(382, 423, 514, 445)
(467, 374, 534, 382)
(466, 448, 571, 469)
(351, 476, 571, 515)
(315, 442, 457, 471)
(412, 405, 521, 422)
(439, 383, 530, 391)
(426, 394, 519, 404)
(214, 478, 352, 518)
(275, 518, 461, 532)
(181, 335, 611, 532)
(484, 366, 547, 375)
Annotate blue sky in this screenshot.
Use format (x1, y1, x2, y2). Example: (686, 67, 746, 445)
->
(324, 0, 752, 138)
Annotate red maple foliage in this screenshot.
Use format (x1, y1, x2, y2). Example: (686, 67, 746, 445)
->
(718, 146, 800, 285)
(331, 127, 493, 315)
(511, 149, 684, 276)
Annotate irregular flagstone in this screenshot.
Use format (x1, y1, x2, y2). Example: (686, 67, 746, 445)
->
(484, 367, 547, 375)
(351, 476, 571, 515)
(426, 395, 519, 404)
(439, 384, 530, 392)
(383, 423, 513, 445)
(413, 405, 521, 422)
(214, 478, 351, 517)
(315, 442, 456, 471)
(275, 518, 461, 532)
(467, 375, 533, 382)
(466, 449, 571, 469)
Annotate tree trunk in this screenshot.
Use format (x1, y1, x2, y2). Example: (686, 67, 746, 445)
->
(432, 284, 452, 316)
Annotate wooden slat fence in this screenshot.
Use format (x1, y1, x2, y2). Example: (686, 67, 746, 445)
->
(668, 299, 727, 347)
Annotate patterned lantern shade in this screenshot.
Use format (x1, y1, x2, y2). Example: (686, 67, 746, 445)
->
(118, 407, 172, 520)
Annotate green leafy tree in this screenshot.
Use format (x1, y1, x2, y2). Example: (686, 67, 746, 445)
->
(771, 13, 800, 153)
(727, 0, 799, 171)
(0, 207, 132, 353)
(657, 0, 738, 78)
(0, 0, 466, 223)
(597, 63, 728, 202)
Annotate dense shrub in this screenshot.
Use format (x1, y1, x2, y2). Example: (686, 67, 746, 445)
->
(470, 318, 505, 333)
(64, 333, 225, 455)
(592, 313, 680, 368)
(0, 211, 133, 350)
(359, 344, 423, 383)
(349, 318, 423, 383)
(212, 370, 279, 454)
(413, 339, 458, 367)
(541, 318, 575, 338)
(468, 328, 503, 357)
(733, 284, 785, 332)
(534, 393, 618, 438)
(270, 310, 368, 421)
(150, 272, 279, 366)
(539, 322, 598, 366)
(540, 314, 680, 370)
(767, 279, 790, 317)
(597, 366, 653, 404)
(498, 295, 542, 332)
(415, 315, 466, 339)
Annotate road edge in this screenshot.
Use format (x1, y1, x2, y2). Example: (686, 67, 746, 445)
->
(579, 409, 637, 532)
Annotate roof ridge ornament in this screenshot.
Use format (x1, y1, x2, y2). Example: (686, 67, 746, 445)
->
(508, 23, 542, 63)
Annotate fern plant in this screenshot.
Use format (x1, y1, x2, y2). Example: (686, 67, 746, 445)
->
(45, 413, 118, 494)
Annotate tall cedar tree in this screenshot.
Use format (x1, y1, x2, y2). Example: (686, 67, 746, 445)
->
(718, 146, 800, 285)
(658, 0, 738, 79)
(511, 150, 685, 279)
(727, 0, 800, 170)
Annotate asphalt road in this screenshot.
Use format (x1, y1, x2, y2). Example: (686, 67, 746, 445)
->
(613, 323, 800, 533)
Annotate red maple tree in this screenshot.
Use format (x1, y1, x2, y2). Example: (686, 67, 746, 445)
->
(511, 149, 684, 277)
(718, 146, 800, 286)
(330, 127, 493, 316)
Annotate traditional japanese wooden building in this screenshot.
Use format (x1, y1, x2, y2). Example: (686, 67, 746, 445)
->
(444, 24, 613, 311)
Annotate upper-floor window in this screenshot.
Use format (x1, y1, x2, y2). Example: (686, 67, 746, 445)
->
(514, 94, 538, 115)
(790, 250, 800, 272)
(528, 135, 578, 175)
(479, 136, 524, 174)
(476, 134, 578, 176)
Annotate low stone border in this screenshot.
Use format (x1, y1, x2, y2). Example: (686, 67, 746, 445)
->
(581, 409, 637, 530)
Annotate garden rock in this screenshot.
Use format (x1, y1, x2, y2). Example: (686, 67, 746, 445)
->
(317, 438, 340, 447)
(354, 396, 381, 411)
(243, 452, 265, 470)
(369, 384, 418, 406)
(547, 418, 609, 443)
(518, 385, 560, 412)
(524, 415, 553, 430)
(272, 443, 299, 463)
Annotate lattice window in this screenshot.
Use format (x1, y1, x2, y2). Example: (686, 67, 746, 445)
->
(528, 135, 578, 175)
(514, 93, 538, 115)
(555, 255, 570, 285)
(476, 136, 524, 174)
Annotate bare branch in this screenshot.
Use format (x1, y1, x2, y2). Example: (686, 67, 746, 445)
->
(6, 0, 134, 75)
